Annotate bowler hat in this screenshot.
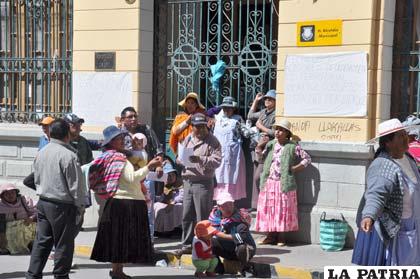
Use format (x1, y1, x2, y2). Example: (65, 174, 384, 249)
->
(220, 96, 238, 108)
(102, 125, 127, 147)
(263, 89, 276, 100)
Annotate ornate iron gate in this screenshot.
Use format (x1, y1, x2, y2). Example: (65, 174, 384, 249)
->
(0, 0, 72, 123)
(153, 0, 278, 141)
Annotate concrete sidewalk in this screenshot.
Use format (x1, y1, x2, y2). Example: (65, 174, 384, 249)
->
(74, 230, 352, 278)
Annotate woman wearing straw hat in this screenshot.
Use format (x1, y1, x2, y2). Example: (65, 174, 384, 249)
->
(169, 92, 206, 155)
(352, 118, 420, 266)
(255, 119, 311, 246)
(213, 96, 247, 203)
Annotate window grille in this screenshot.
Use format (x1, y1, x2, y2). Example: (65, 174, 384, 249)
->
(0, 0, 72, 123)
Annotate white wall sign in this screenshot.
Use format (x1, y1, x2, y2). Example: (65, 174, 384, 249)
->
(72, 72, 132, 127)
(284, 52, 368, 117)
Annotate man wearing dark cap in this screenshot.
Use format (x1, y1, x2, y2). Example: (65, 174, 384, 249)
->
(63, 113, 93, 166)
(176, 113, 222, 255)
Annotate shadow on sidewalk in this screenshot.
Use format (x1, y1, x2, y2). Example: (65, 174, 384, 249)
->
(0, 271, 54, 279)
(132, 275, 241, 279)
(255, 247, 291, 256)
(72, 263, 112, 269)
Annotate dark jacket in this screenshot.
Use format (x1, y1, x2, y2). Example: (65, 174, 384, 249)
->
(70, 136, 93, 165)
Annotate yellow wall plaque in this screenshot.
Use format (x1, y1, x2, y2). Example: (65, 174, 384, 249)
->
(297, 20, 342, 46)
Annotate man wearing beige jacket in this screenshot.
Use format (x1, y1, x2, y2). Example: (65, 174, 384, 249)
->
(177, 113, 222, 255)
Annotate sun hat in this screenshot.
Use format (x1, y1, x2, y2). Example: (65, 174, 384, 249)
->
(216, 192, 234, 205)
(367, 118, 420, 144)
(163, 162, 177, 174)
(272, 119, 293, 135)
(38, 116, 54, 126)
(194, 220, 217, 238)
(178, 92, 205, 110)
(220, 96, 238, 108)
(191, 113, 208, 126)
(63, 113, 85, 124)
(101, 125, 127, 147)
(0, 183, 18, 196)
(132, 133, 147, 148)
(263, 89, 276, 100)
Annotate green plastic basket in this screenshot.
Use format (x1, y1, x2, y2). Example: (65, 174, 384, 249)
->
(319, 212, 348, 251)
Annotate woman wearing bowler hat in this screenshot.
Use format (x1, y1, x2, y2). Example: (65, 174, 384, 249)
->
(89, 125, 162, 279)
(255, 119, 311, 246)
(213, 96, 247, 203)
(352, 119, 420, 266)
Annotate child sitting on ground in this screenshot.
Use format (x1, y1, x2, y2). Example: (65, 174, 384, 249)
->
(192, 220, 219, 278)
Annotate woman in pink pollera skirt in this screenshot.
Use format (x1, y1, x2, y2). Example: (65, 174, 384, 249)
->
(255, 119, 311, 246)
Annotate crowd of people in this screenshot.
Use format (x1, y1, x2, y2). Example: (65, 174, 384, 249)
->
(0, 89, 419, 278)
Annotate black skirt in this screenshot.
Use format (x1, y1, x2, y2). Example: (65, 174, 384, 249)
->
(90, 198, 152, 264)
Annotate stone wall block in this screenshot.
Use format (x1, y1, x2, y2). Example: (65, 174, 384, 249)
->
(0, 160, 5, 176)
(318, 158, 368, 184)
(338, 183, 366, 209)
(0, 144, 19, 158)
(21, 146, 38, 159)
(6, 161, 33, 177)
(314, 181, 338, 207)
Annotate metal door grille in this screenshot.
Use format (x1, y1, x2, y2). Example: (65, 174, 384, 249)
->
(0, 0, 72, 123)
(153, 0, 278, 139)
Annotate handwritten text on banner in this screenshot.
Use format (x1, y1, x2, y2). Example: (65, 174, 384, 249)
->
(284, 52, 368, 117)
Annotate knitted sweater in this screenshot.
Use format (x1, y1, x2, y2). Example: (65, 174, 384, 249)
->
(259, 140, 298, 192)
(358, 151, 414, 239)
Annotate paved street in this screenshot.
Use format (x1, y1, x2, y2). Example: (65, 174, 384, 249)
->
(0, 254, 199, 279)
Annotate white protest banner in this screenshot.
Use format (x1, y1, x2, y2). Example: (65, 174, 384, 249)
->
(284, 52, 368, 117)
(72, 72, 132, 126)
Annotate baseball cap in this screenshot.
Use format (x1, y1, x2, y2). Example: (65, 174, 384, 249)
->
(216, 192, 234, 205)
(191, 113, 208, 126)
(64, 113, 85, 124)
(194, 220, 217, 238)
(38, 116, 54, 126)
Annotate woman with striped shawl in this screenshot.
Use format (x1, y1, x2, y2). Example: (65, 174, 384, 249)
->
(89, 125, 162, 279)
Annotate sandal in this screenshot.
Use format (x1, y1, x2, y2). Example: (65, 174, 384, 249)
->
(257, 237, 277, 245)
